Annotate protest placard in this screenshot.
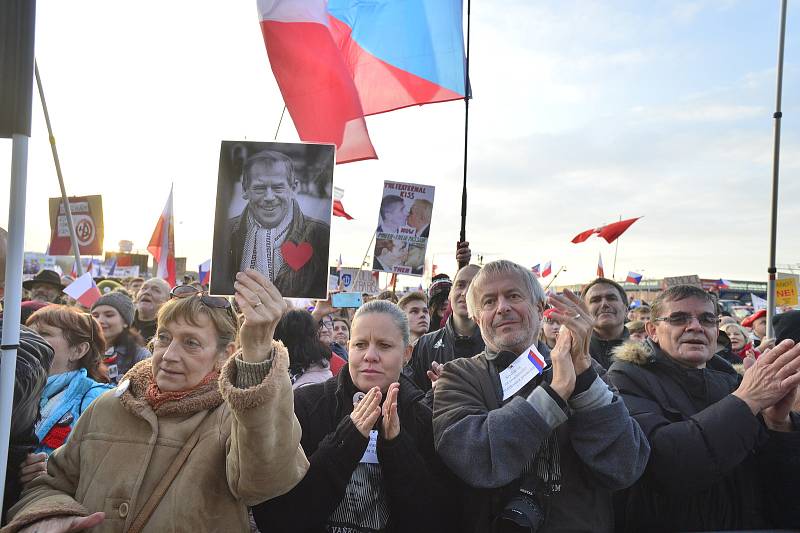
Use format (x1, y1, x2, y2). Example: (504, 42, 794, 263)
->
(330, 267, 380, 294)
(23, 252, 57, 277)
(48, 195, 104, 255)
(210, 141, 333, 298)
(776, 277, 799, 307)
(662, 275, 702, 289)
(372, 180, 435, 276)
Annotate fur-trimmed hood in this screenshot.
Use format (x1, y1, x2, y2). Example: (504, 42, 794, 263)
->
(611, 340, 655, 366)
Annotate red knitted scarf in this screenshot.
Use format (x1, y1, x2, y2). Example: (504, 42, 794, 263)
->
(145, 370, 219, 411)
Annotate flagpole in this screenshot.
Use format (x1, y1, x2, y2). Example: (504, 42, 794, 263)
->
(360, 232, 377, 270)
(457, 0, 472, 269)
(274, 105, 286, 140)
(544, 266, 566, 291)
(766, 0, 788, 339)
(612, 215, 621, 279)
(34, 60, 83, 277)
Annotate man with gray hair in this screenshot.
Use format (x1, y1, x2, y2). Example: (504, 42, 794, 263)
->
(132, 277, 170, 342)
(433, 259, 649, 532)
(216, 150, 329, 297)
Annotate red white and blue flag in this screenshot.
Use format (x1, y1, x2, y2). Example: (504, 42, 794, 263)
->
(198, 259, 212, 286)
(626, 271, 643, 285)
(63, 272, 101, 308)
(148, 186, 176, 287)
(542, 261, 552, 278)
(257, 0, 467, 164)
(333, 187, 354, 219)
(527, 348, 545, 372)
(531, 264, 540, 277)
(716, 279, 732, 289)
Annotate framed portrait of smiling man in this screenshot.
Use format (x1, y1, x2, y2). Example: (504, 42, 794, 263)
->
(211, 141, 334, 298)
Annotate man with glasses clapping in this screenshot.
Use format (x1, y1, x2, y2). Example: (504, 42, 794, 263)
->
(607, 285, 800, 532)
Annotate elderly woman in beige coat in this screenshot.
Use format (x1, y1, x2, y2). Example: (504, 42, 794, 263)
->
(2, 270, 309, 533)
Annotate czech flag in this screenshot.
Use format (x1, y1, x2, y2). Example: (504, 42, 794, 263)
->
(333, 187, 353, 219)
(257, 0, 467, 164)
(148, 186, 176, 287)
(63, 272, 101, 308)
(716, 279, 731, 289)
(542, 261, 552, 278)
(531, 264, 540, 277)
(527, 348, 545, 372)
(626, 271, 643, 285)
(198, 259, 212, 286)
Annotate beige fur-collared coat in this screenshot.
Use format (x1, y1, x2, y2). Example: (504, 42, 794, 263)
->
(3, 342, 309, 533)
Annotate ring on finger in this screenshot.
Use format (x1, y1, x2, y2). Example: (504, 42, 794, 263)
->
(253, 302, 262, 308)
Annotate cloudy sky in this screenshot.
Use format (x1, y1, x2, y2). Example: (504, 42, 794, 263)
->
(1, 0, 798, 287)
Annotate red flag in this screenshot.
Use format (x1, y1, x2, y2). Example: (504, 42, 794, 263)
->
(596, 217, 641, 244)
(148, 186, 176, 287)
(597, 253, 605, 278)
(572, 217, 641, 244)
(571, 227, 598, 244)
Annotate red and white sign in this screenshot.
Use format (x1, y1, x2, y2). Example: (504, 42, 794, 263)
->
(48, 195, 104, 255)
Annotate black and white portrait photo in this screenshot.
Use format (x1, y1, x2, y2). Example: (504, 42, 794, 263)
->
(211, 141, 333, 298)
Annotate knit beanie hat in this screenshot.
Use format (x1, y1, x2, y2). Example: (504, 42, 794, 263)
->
(97, 279, 123, 295)
(92, 291, 135, 327)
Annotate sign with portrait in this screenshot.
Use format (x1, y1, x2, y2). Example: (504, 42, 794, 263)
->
(371, 180, 435, 277)
(48, 195, 104, 255)
(211, 141, 334, 298)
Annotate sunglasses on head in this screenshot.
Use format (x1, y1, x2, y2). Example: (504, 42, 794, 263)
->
(170, 285, 236, 321)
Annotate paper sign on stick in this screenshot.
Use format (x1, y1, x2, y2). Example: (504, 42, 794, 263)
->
(372, 180, 435, 277)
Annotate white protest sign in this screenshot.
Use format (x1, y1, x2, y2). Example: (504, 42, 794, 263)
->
(499, 343, 547, 401)
(372, 180, 435, 277)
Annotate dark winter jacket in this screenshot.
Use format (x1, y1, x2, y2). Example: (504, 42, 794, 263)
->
(252, 369, 453, 533)
(1, 323, 53, 524)
(433, 349, 650, 533)
(410, 315, 485, 394)
(607, 340, 800, 532)
(589, 327, 629, 369)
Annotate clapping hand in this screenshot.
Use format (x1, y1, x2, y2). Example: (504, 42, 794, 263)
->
(546, 289, 594, 374)
(734, 339, 800, 426)
(381, 382, 401, 440)
(350, 387, 382, 438)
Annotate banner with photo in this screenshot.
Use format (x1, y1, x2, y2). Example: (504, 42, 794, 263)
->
(211, 140, 334, 298)
(372, 180, 435, 276)
(48, 195, 104, 255)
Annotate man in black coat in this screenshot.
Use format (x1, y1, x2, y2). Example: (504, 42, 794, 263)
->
(607, 285, 800, 532)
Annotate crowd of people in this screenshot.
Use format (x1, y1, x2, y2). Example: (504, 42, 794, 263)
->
(1, 236, 799, 532)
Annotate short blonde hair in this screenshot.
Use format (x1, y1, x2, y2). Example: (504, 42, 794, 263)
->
(157, 296, 239, 349)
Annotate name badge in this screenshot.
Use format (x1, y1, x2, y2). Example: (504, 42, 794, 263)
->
(499, 343, 546, 401)
(359, 430, 379, 464)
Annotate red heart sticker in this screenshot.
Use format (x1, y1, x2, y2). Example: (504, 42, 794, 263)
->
(281, 241, 313, 271)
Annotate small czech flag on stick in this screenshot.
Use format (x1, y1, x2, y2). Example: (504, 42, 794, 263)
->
(626, 271, 643, 285)
(63, 272, 102, 308)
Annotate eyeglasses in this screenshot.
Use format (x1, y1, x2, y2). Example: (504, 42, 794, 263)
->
(318, 316, 334, 330)
(170, 285, 237, 322)
(653, 312, 720, 328)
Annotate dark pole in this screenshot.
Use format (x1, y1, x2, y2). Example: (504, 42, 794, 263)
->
(458, 0, 472, 269)
(766, 0, 788, 339)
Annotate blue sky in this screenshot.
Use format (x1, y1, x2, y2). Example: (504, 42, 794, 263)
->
(0, 0, 798, 287)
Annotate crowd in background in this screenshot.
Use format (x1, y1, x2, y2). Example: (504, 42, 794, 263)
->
(1, 236, 799, 532)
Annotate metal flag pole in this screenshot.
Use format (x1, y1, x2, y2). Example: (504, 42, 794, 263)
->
(457, 0, 472, 269)
(544, 266, 566, 291)
(360, 232, 377, 270)
(612, 215, 621, 280)
(34, 60, 84, 277)
(274, 105, 287, 140)
(766, 0, 788, 339)
(0, 0, 36, 510)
